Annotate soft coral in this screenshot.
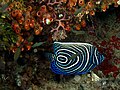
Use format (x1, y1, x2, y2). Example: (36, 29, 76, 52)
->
(94, 36, 120, 78)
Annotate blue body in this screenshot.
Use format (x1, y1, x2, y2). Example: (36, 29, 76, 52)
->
(46, 42, 104, 75)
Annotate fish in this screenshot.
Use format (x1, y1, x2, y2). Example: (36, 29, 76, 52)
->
(45, 42, 104, 75)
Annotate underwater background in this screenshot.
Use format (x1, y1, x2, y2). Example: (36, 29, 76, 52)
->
(0, 0, 120, 90)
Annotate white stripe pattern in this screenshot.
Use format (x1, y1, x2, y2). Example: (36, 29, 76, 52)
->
(50, 42, 104, 75)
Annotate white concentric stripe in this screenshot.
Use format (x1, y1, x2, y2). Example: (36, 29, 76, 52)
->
(94, 48, 99, 65)
(71, 44, 85, 54)
(56, 45, 85, 70)
(69, 45, 85, 70)
(56, 51, 71, 57)
(56, 50, 72, 64)
(87, 64, 95, 71)
(56, 48, 77, 65)
(54, 45, 61, 52)
(56, 55, 80, 69)
(56, 55, 68, 63)
(54, 42, 93, 46)
(77, 45, 90, 72)
(56, 59, 72, 68)
(64, 56, 85, 73)
(71, 45, 87, 66)
(56, 48, 76, 55)
(71, 44, 91, 70)
(56, 60, 73, 68)
(55, 44, 88, 72)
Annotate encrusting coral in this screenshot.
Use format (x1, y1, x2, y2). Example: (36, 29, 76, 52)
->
(0, 0, 120, 89)
(4, 0, 120, 51)
(0, 0, 120, 78)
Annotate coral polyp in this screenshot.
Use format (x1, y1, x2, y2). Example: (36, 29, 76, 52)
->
(5, 0, 119, 44)
(0, 0, 120, 89)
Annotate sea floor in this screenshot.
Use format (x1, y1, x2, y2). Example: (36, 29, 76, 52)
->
(1, 55, 120, 90)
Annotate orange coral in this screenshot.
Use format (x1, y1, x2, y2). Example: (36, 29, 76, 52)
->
(89, 10, 95, 16)
(60, 0, 67, 3)
(67, 0, 77, 7)
(27, 6, 32, 12)
(7, 0, 120, 53)
(101, 4, 108, 12)
(81, 20, 86, 28)
(75, 24, 81, 30)
(34, 24, 43, 35)
(78, 0, 85, 6)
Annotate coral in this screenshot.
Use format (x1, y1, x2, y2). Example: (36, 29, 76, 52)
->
(90, 12, 120, 78)
(1, 0, 119, 52)
(52, 30, 67, 41)
(94, 36, 120, 78)
(1, 3, 120, 90)
(6, 0, 74, 52)
(0, 0, 120, 77)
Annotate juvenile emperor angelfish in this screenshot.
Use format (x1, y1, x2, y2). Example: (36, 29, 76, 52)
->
(46, 42, 104, 75)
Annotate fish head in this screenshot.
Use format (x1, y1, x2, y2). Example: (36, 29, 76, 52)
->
(45, 52, 56, 62)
